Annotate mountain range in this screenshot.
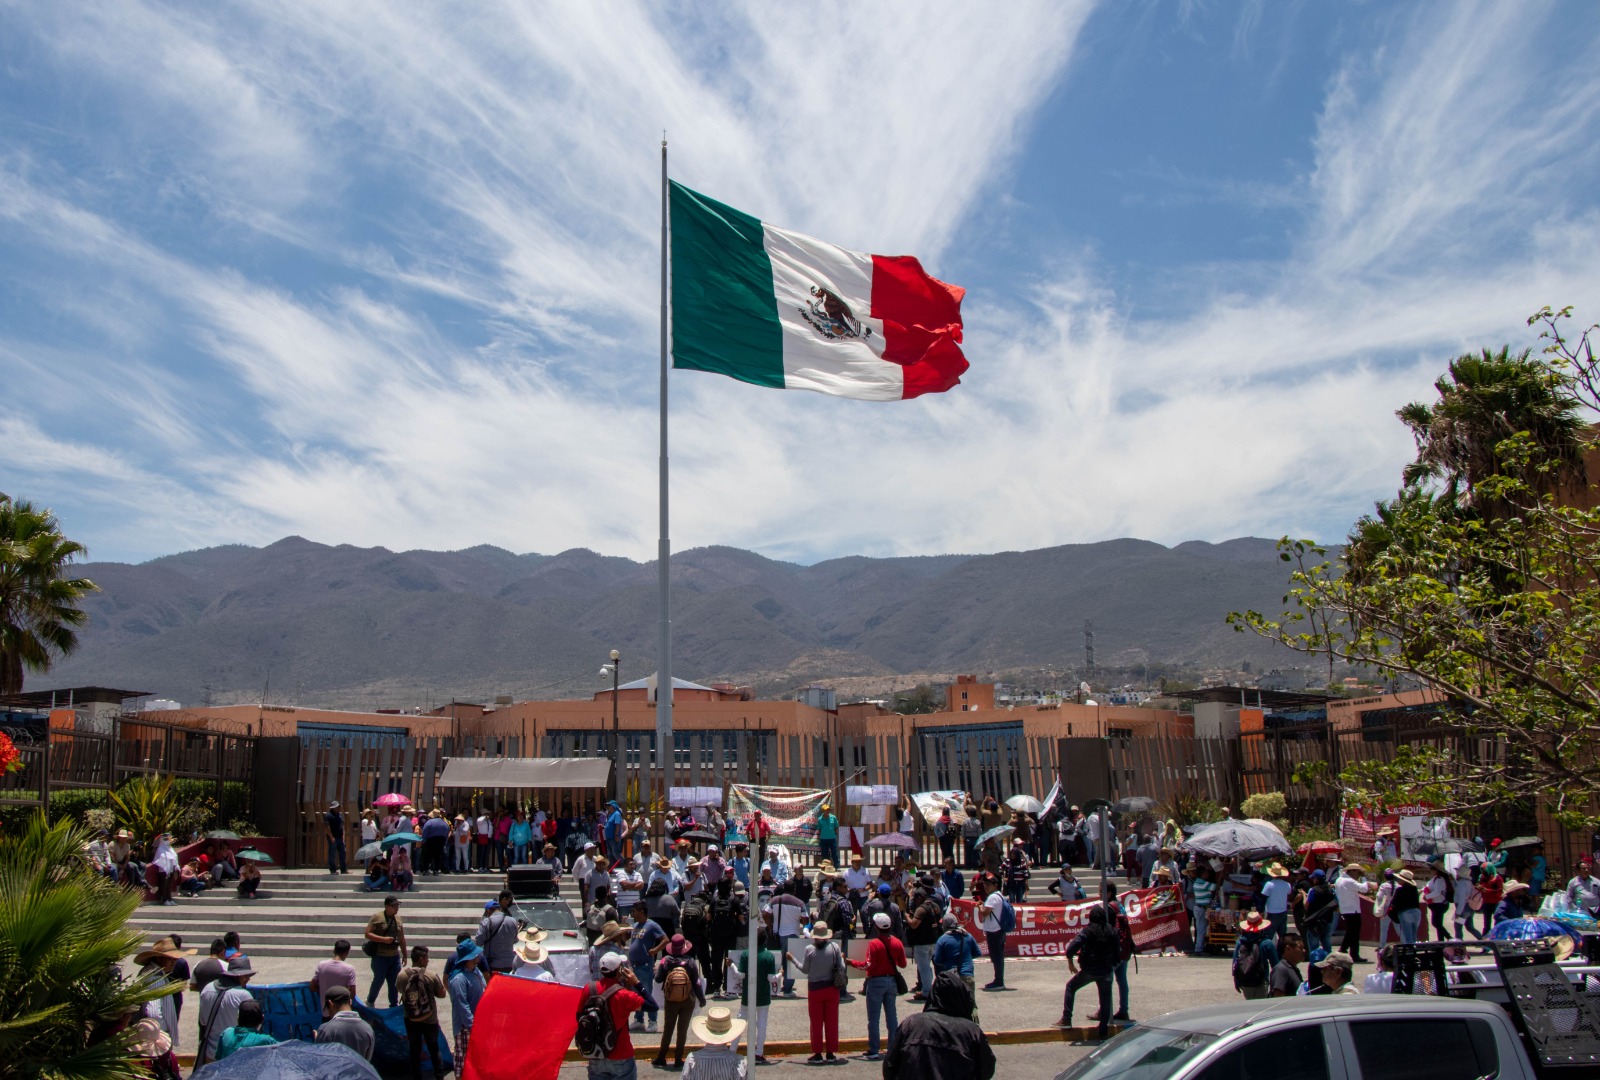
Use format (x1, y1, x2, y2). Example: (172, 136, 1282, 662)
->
(32, 535, 1319, 708)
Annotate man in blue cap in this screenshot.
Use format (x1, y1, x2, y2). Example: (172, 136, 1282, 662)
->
(476, 890, 520, 977)
(448, 938, 486, 1062)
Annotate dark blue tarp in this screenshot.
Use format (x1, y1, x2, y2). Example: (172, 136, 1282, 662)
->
(245, 981, 452, 1077)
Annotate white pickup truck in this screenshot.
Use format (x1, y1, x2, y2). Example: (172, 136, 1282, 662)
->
(1052, 995, 1576, 1080)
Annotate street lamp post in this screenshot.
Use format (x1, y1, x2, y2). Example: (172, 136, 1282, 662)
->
(604, 650, 622, 802)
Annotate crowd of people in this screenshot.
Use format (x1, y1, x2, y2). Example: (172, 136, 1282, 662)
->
(84, 829, 265, 905)
(115, 791, 1600, 1080)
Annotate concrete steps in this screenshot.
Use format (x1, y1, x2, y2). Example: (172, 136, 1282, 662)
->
(125, 867, 1101, 958)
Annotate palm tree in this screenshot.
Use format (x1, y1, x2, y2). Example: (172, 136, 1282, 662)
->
(1397, 347, 1589, 511)
(0, 813, 173, 1079)
(0, 494, 99, 695)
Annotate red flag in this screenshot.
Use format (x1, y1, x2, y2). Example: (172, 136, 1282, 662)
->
(461, 977, 583, 1080)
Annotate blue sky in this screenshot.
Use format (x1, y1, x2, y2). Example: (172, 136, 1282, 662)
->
(4, 1, 1600, 565)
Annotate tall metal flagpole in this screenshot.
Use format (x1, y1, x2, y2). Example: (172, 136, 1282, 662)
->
(657, 138, 674, 799)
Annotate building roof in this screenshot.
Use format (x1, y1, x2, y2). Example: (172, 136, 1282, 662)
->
(0, 686, 150, 709)
(615, 675, 716, 693)
(1162, 686, 1331, 710)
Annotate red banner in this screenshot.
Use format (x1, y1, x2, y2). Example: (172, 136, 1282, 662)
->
(951, 886, 1191, 958)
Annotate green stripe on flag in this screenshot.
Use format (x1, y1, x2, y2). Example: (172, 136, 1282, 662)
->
(669, 181, 784, 389)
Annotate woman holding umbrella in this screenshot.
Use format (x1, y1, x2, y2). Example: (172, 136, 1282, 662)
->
(389, 843, 414, 892)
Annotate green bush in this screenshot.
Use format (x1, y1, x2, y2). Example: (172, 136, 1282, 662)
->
(46, 787, 108, 826)
(42, 778, 255, 837)
(1240, 792, 1288, 822)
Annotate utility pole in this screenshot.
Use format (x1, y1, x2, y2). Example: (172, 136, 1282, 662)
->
(605, 651, 622, 802)
(1084, 620, 1096, 686)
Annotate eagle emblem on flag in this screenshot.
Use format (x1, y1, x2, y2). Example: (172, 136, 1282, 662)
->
(800, 285, 874, 342)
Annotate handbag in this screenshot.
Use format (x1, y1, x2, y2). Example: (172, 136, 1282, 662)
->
(891, 966, 909, 996)
(830, 944, 848, 992)
(362, 939, 378, 957)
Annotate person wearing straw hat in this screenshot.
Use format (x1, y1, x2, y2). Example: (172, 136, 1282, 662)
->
(449, 938, 488, 1062)
(591, 918, 633, 983)
(512, 927, 556, 982)
(682, 1005, 747, 1080)
(1389, 868, 1423, 943)
(1261, 862, 1293, 945)
(1231, 911, 1279, 1001)
(1494, 879, 1533, 924)
(127, 1015, 178, 1079)
(654, 934, 707, 1070)
(795, 922, 845, 1063)
(134, 936, 194, 1051)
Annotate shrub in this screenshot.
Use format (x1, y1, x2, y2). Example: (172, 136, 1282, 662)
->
(1240, 792, 1288, 823)
(46, 787, 108, 826)
(0, 813, 173, 1078)
(1161, 791, 1224, 828)
(108, 774, 180, 845)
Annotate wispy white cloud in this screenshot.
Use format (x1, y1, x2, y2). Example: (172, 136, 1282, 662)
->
(1, 0, 1598, 568)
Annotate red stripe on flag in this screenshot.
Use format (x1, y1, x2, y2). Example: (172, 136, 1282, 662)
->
(870, 255, 969, 399)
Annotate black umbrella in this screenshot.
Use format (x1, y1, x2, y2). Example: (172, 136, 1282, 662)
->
(1113, 796, 1159, 815)
(676, 829, 721, 845)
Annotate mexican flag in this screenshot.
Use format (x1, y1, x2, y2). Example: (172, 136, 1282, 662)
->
(669, 181, 968, 400)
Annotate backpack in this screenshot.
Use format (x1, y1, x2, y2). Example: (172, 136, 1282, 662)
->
(1233, 936, 1267, 988)
(1114, 909, 1135, 962)
(998, 897, 1017, 934)
(585, 904, 610, 935)
(400, 968, 435, 1022)
(662, 962, 694, 1005)
(682, 895, 710, 936)
(575, 982, 622, 1059)
(711, 898, 739, 938)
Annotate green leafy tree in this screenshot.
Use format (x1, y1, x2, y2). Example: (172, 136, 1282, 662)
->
(0, 813, 173, 1079)
(1231, 307, 1600, 830)
(0, 495, 99, 695)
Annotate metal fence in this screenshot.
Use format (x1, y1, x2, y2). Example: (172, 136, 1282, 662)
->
(0, 717, 257, 817)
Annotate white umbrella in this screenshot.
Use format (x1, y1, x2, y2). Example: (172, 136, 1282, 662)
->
(1178, 817, 1291, 861)
(1006, 795, 1044, 814)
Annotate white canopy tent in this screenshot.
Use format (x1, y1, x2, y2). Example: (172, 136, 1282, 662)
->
(435, 756, 612, 789)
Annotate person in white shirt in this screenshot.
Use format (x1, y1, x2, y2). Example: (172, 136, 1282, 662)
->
(1083, 811, 1103, 868)
(197, 956, 256, 1065)
(474, 812, 493, 873)
(613, 857, 645, 911)
(573, 842, 599, 907)
(360, 811, 380, 846)
(1334, 864, 1373, 962)
(976, 877, 1008, 990)
(844, 855, 872, 909)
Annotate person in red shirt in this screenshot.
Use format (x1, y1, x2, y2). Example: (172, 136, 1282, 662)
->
(588, 953, 646, 1079)
(847, 911, 907, 1061)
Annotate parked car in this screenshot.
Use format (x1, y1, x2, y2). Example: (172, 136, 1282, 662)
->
(508, 896, 586, 959)
(1053, 995, 1545, 1080)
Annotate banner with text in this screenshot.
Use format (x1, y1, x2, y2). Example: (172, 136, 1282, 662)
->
(728, 784, 830, 851)
(951, 885, 1191, 958)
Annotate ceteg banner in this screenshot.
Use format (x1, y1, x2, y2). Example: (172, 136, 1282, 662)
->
(727, 784, 830, 850)
(950, 884, 1191, 957)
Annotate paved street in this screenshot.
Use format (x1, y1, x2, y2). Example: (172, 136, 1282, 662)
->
(144, 938, 1240, 1076)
